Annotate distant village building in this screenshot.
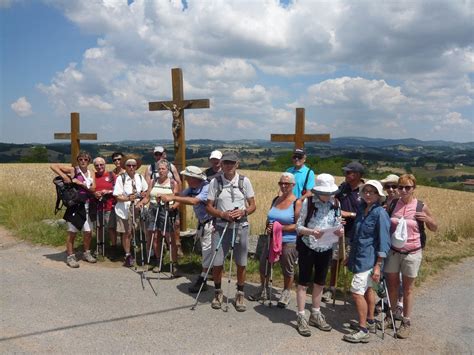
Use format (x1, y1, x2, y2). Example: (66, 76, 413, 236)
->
(463, 179, 474, 191)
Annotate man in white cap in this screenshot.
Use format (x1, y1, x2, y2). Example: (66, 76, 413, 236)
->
(145, 146, 182, 189)
(205, 150, 222, 181)
(161, 166, 213, 293)
(145, 146, 184, 257)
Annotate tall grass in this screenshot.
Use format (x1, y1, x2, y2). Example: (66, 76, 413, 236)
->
(0, 164, 472, 284)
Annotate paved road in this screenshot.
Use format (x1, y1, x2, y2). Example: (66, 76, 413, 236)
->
(1, 227, 472, 353)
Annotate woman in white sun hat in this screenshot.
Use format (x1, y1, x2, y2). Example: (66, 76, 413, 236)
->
(343, 180, 391, 344)
(294, 173, 344, 337)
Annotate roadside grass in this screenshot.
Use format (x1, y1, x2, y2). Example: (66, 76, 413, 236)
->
(0, 164, 472, 290)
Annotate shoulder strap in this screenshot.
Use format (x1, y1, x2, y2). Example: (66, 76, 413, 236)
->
(416, 199, 425, 233)
(121, 173, 126, 186)
(387, 198, 399, 217)
(304, 196, 315, 227)
(238, 174, 245, 196)
(270, 196, 279, 208)
(303, 167, 311, 190)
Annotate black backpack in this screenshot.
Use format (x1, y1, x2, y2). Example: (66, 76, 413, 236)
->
(53, 176, 85, 214)
(388, 198, 427, 249)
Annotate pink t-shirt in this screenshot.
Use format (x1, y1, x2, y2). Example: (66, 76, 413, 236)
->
(390, 198, 421, 252)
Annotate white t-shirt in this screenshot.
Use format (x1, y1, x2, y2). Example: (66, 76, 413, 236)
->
(207, 173, 254, 227)
(113, 173, 148, 219)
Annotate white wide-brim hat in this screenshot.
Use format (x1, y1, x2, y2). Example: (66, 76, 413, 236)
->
(181, 166, 206, 180)
(312, 173, 339, 195)
(380, 174, 399, 185)
(359, 180, 386, 197)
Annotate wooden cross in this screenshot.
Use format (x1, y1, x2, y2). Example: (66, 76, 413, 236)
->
(149, 68, 210, 231)
(270, 108, 330, 149)
(54, 112, 97, 165)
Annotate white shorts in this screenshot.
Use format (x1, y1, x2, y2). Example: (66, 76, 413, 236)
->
(350, 269, 374, 295)
(67, 215, 92, 233)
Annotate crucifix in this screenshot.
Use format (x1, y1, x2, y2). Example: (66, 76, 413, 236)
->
(270, 108, 330, 149)
(149, 68, 210, 231)
(54, 112, 97, 165)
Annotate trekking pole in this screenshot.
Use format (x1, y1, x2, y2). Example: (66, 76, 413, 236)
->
(224, 223, 237, 312)
(96, 201, 100, 257)
(268, 260, 274, 307)
(147, 206, 160, 265)
(341, 233, 348, 307)
(191, 222, 230, 311)
(262, 238, 270, 303)
(333, 253, 341, 308)
(158, 206, 169, 275)
(384, 279, 397, 338)
(131, 202, 138, 270)
(101, 201, 105, 257)
(265, 226, 273, 306)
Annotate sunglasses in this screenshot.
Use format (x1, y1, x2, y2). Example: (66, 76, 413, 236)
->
(278, 182, 293, 186)
(94, 164, 105, 167)
(292, 155, 304, 160)
(384, 185, 397, 190)
(126, 165, 137, 168)
(362, 189, 378, 195)
(222, 161, 236, 165)
(398, 185, 414, 191)
(113, 158, 122, 162)
(78, 158, 89, 162)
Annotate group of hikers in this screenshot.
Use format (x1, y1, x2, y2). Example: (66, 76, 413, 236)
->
(50, 146, 438, 343)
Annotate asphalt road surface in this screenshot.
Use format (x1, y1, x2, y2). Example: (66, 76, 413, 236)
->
(1, 227, 472, 353)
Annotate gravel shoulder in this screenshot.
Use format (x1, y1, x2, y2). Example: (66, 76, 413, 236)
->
(1, 226, 472, 353)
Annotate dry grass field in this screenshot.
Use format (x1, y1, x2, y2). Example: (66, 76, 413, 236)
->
(0, 163, 473, 283)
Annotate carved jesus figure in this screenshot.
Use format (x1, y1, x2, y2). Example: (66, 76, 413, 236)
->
(161, 102, 192, 152)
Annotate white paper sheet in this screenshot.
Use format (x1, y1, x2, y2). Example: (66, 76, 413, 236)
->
(315, 224, 343, 248)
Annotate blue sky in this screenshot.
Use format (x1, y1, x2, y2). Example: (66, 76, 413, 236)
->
(1, 0, 473, 143)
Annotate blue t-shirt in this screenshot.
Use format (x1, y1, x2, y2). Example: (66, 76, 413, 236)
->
(286, 165, 315, 198)
(182, 181, 211, 223)
(267, 203, 296, 243)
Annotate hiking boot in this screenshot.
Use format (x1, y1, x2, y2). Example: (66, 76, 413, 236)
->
(396, 319, 411, 339)
(123, 254, 135, 268)
(177, 246, 184, 258)
(188, 277, 208, 293)
(309, 311, 332, 331)
(83, 250, 97, 263)
(296, 314, 312, 337)
(171, 263, 182, 278)
(394, 305, 404, 321)
(349, 321, 376, 334)
(151, 264, 160, 273)
(377, 316, 394, 330)
(66, 254, 79, 268)
(234, 291, 247, 312)
(343, 330, 370, 343)
(211, 289, 224, 309)
(321, 287, 334, 303)
(277, 289, 291, 308)
(248, 286, 266, 302)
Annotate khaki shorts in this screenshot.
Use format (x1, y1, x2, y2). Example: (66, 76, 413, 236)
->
(350, 269, 374, 295)
(259, 241, 298, 278)
(384, 249, 422, 278)
(116, 216, 132, 234)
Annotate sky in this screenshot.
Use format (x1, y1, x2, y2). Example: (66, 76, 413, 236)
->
(1, 0, 473, 144)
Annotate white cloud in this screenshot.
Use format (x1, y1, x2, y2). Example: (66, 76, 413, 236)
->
(11, 97, 33, 117)
(33, 0, 473, 142)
